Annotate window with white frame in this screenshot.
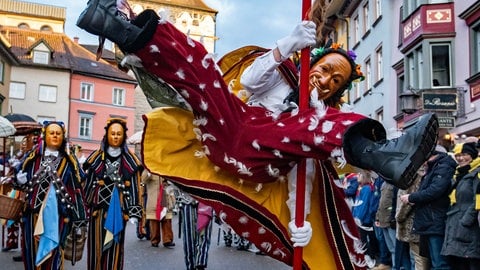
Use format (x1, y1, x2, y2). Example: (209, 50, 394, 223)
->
(376, 108, 383, 123)
(475, 25, 480, 74)
(376, 47, 383, 82)
(353, 16, 360, 44)
(112, 87, 125, 106)
(79, 114, 93, 139)
(417, 48, 424, 88)
(353, 81, 361, 100)
(431, 43, 451, 87)
(39, 85, 57, 102)
(80, 82, 94, 101)
(33, 50, 49, 64)
(406, 47, 424, 89)
(365, 58, 372, 92)
(363, 2, 370, 34)
(375, 0, 382, 20)
(10, 82, 26, 99)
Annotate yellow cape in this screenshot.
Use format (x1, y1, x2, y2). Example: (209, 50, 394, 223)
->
(142, 107, 361, 270)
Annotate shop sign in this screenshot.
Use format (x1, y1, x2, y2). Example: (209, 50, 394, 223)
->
(422, 93, 457, 111)
(437, 116, 455, 128)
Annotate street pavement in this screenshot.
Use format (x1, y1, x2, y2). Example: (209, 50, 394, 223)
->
(0, 215, 291, 269)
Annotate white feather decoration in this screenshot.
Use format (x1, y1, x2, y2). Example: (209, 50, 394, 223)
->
(186, 30, 196, 47)
(149, 44, 160, 53)
(175, 68, 185, 80)
(266, 164, 280, 177)
(301, 143, 311, 152)
(192, 116, 208, 126)
(180, 89, 189, 99)
(192, 128, 202, 141)
(199, 99, 208, 111)
(158, 10, 169, 24)
(340, 219, 360, 241)
(272, 149, 283, 158)
(313, 134, 325, 145)
(201, 56, 210, 69)
(308, 116, 319, 131)
(252, 140, 260, 151)
(202, 133, 217, 142)
(322, 120, 334, 133)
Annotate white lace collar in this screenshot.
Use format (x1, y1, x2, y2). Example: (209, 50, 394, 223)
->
(107, 146, 122, 158)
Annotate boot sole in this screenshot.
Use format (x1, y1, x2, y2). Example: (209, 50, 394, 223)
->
(394, 113, 438, 189)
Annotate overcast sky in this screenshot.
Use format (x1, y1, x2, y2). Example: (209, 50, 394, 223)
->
(27, 0, 303, 58)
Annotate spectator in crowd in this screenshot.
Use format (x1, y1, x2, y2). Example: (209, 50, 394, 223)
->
(396, 171, 430, 270)
(373, 178, 397, 270)
(442, 142, 480, 269)
(352, 171, 379, 267)
(400, 144, 455, 270)
(82, 118, 143, 270)
(1, 133, 38, 263)
(142, 171, 176, 248)
(12, 121, 87, 270)
(343, 173, 360, 210)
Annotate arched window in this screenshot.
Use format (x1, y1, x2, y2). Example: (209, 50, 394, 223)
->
(18, 23, 30, 29)
(40, 25, 53, 32)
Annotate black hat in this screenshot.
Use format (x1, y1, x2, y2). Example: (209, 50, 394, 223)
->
(461, 142, 478, 159)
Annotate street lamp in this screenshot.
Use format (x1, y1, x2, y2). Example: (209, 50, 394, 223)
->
(399, 87, 420, 114)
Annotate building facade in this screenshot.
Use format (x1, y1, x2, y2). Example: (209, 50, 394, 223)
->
(0, 0, 137, 157)
(336, 0, 480, 147)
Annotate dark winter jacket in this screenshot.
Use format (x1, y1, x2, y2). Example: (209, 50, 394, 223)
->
(409, 153, 456, 235)
(441, 165, 480, 258)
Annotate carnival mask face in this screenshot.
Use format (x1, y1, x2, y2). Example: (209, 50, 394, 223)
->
(309, 53, 352, 100)
(107, 123, 125, 148)
(45, 124, 64, 150)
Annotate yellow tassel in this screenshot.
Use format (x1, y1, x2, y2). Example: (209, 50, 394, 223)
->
(449, 189, 456, 205)
(476, 194, 480, 210)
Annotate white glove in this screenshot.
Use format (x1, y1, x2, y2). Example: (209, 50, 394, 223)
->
(276, 21, 316, 61)
(16, 171, 28, 184)
(129, 217, 138, 225)
(288, 220, 312, 247)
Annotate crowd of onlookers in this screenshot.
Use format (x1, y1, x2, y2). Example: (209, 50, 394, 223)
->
(343, 136, 480, 270)
(4, 121, 480, 270)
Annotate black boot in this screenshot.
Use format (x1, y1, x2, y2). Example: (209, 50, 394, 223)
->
(76, 0, 159, 53)
(343, 113, 438, 189)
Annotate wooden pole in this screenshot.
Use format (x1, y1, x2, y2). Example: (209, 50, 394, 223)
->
(293, 0, 311, 269)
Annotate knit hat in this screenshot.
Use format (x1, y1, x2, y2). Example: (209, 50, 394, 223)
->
(454, 142, 478, 159)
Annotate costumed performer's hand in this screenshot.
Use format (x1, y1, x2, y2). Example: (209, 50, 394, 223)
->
(16, 171, 28, 184)
(276, 21, 316, 61)
(288, 220, 312, 247)
(129, 217, 138, 225)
